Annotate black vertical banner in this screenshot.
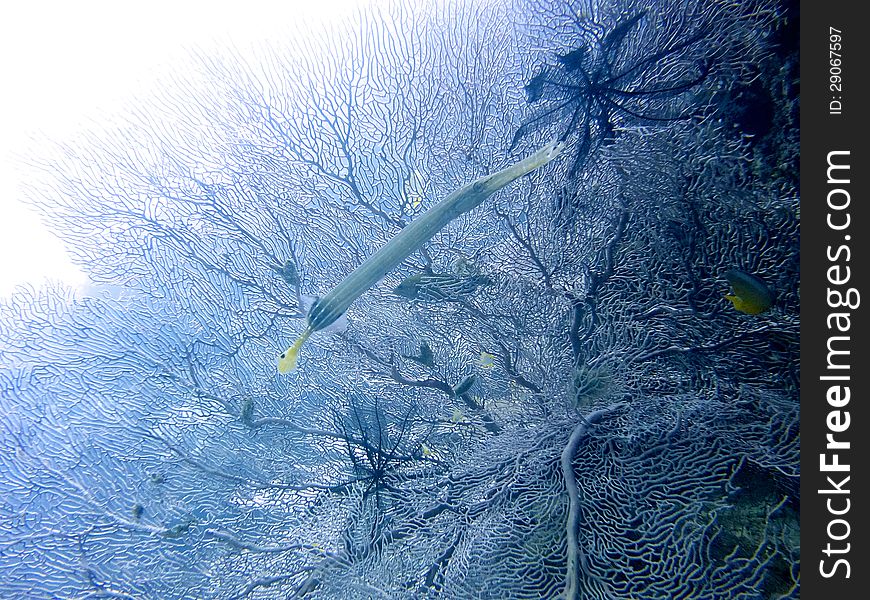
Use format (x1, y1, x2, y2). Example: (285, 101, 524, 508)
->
(801, 0, 869, 597)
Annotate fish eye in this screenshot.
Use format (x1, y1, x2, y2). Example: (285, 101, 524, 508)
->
(280, 353, 286, 359)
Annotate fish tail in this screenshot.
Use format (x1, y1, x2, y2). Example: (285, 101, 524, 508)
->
(278, 327, 313, 374)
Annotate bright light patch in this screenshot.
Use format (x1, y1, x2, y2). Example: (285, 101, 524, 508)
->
(0, 0, 363, 298)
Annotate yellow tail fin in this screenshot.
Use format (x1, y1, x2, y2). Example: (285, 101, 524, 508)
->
(278, 328, 312, 374)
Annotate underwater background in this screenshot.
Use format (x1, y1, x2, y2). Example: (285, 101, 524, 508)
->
(0, 0, 799, 598)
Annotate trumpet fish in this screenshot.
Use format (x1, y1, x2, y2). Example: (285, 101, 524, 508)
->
(278, 140, 564, 373)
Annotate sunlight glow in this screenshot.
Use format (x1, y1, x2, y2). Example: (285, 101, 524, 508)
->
(0, 0, 363, 298)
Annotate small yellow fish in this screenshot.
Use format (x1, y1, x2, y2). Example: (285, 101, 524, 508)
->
(724, 269, 773, 315)
(451, 408, 464, 423)
(405, 169, 426, 210)
(479, 352, 496, 368)
(421, 444, 433, 457)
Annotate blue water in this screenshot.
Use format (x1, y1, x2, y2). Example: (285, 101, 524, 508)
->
(0, 0, 799, 598)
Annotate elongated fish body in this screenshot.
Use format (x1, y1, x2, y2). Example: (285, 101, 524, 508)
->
(306, 140, 563, 332)
(393, 271, 492, 302)
(278, 140, 563, 373)
(724, 269, 773, 314)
